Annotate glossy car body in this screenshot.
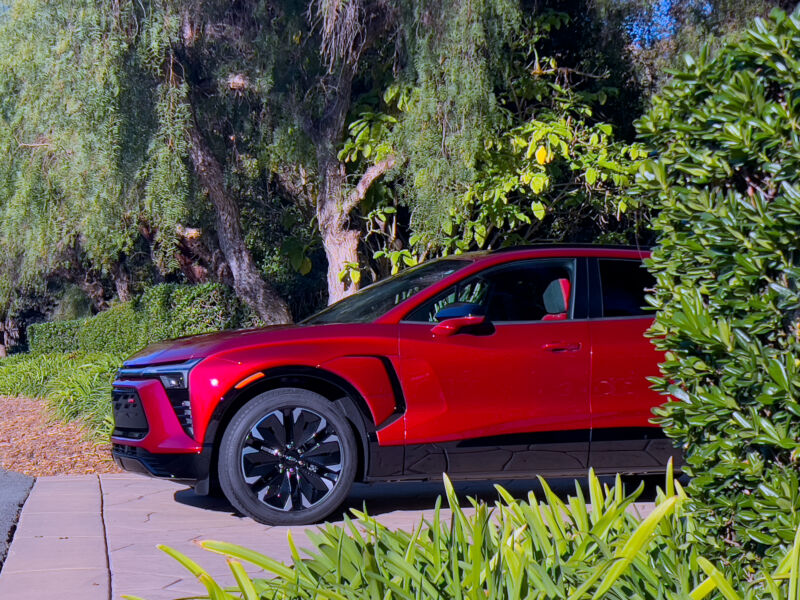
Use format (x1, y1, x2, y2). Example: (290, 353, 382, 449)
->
(111, 246, 679, 522)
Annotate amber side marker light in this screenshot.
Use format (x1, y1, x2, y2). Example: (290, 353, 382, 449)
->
(234, 372, 265, 389)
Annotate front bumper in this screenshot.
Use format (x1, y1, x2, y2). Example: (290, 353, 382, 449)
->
(111, 444, 207, 482)
(111, 378, 208, 486)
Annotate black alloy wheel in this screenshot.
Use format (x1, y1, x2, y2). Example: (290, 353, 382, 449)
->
(218, 388, 357, 525)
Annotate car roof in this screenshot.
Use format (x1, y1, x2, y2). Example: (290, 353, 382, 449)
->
(489, 243, 652, 254)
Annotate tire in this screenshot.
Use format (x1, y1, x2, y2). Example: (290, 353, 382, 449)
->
(218, 388, 357, 525)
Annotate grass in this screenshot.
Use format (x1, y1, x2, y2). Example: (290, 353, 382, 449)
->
(0, 351, 123, 438)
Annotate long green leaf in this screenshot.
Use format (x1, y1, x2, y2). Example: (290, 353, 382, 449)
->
(157, 544, 233, 599)
(227, 559, 259, 600)
(199, 540, 297, 580)
(697, 557, 743, 600)
(591, 495, 679, 599)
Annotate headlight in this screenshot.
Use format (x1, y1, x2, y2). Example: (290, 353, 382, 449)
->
(116, 359, 202, 390)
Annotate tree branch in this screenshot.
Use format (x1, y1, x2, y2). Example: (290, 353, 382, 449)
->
(341, 155, 396, 218)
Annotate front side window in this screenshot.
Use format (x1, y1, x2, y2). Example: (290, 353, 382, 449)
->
(405, 259, 575, 323)
(598, 259, 655, 318)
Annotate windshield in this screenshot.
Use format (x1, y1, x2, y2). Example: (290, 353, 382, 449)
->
(304, 258, 473, 324)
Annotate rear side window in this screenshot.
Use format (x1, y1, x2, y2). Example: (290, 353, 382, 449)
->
(598, 259, 655, 317)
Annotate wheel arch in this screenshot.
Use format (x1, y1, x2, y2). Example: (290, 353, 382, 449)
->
(200, 366, 375, 493)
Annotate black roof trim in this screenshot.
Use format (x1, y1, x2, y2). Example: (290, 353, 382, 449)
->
(490, 243, 652, 253)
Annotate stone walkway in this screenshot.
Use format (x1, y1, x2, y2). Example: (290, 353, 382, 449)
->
(0, 474, 656, 600)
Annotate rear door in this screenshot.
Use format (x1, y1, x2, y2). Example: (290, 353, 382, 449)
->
(587, 257, 679, 470)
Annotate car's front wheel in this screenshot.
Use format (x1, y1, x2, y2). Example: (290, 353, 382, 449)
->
(218, 388, 357, 525)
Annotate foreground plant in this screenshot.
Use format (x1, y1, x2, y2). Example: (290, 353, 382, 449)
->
(123, 464, 800, 600)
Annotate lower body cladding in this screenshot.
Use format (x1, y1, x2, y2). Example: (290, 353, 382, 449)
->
(113, 418, 681, 490)
(376, 427, 681, 482)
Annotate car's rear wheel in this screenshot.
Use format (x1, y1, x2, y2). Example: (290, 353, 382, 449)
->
(218, 388, 357, 525)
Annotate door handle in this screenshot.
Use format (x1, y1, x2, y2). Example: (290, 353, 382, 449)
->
(542, 342, 582, 352)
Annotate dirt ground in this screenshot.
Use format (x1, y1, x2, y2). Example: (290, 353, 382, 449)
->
(0, 395, 121, 476)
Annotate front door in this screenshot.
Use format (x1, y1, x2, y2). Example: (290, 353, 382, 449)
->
(396, 258, 591, 477)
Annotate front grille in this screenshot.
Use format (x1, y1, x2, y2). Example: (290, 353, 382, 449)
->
(112, 443, 138, 456)
(111, 389, 149, 439)
(166, 389, 194, 438)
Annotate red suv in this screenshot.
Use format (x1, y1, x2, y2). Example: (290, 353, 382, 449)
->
(112, 246, 678, 524)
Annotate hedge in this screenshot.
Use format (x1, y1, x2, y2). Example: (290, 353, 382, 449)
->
(28, 283, 253, 356)
(637, 9, 800, 569)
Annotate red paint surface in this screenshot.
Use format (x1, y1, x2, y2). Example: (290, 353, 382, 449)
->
(590, 316, 665, 430)
(110, 379, 201, 453)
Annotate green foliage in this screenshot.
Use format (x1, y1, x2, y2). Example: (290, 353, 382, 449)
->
(0, 0, 152, 309)
(29, 283, 251, 356)
(342, 8, 648, 271)
(637, 9, 800, 568)
(599, 0, 799, 91)
(28, 320, 83, 355)
(0, 0, 320, 325)
(127, 467, 800, 600)
(0, 352, 121, 437)
(396, 0, 522, 237)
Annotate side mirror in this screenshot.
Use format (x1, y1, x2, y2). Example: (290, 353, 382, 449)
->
(431, 303, 488, 337)
(434, 302, 484, 321)
(431, 315, 486, 337)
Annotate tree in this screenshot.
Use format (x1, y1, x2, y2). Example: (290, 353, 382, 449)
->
(0, 0, 302, 324)
(595, 0, 800, 91)
(337, 5, 648, 277)
(0, 0, 654, 334)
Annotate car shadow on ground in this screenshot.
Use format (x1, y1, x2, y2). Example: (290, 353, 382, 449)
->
(172, 473, 671, 522)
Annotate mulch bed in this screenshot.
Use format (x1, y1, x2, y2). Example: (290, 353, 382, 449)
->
(0, 395, 121, 476)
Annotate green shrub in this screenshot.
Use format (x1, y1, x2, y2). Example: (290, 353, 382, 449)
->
(75, 303, 143, 356)
(128, 468, 800, 600)
(28, 319, 82, 354)
(28, 283, 253, 356)
(139, 283, 251, 342)
(0, 352, 121, 437)
(637, 10, 800, 568)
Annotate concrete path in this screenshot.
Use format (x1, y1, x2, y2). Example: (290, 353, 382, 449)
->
(0, 474, 657, 600)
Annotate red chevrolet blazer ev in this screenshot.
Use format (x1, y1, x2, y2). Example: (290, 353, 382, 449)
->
(111, 245, 679, 525)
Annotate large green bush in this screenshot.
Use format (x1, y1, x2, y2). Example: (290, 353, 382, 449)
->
(130, 469, 800, 600)
(28, 283, 253, 356)
(638, 9, 800, 568)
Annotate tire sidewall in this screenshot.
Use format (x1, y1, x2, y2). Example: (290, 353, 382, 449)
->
(218, 388, 357, 526)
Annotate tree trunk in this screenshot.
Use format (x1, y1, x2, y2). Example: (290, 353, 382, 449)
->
(112, 260, 132, 302)
(186, 125, 292, 324)
(317, 154, 397, 304)
(321, 222, 361, 304)
(78, 273, 109, 312)
(317, 157, 360, 304)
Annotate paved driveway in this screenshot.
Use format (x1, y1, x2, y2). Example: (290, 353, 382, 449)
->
(0, 474, 658, 600)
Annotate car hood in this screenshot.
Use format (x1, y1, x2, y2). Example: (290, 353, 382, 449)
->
(123, 325, 296, 367)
